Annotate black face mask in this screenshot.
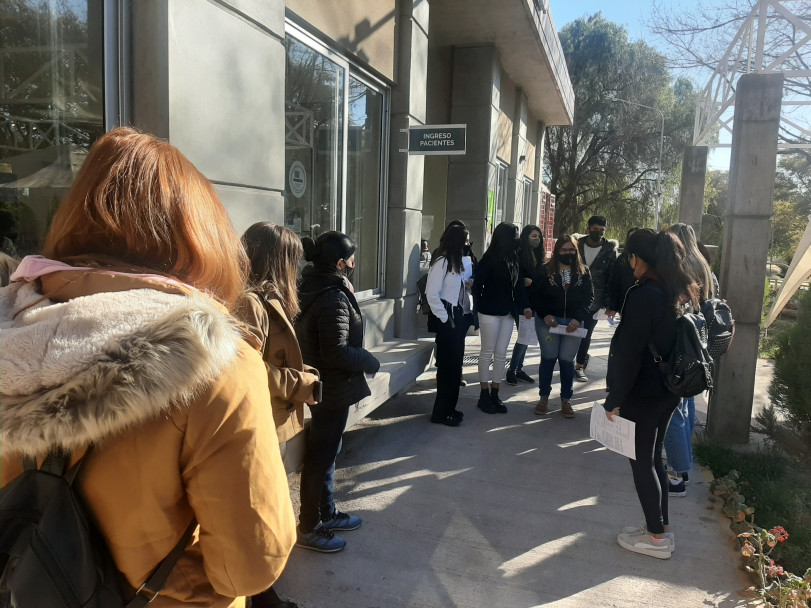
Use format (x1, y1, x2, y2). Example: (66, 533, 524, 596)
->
(344, 265, 355, 281)
(558, 253, 576, 266)
(588, 230, 603, 243)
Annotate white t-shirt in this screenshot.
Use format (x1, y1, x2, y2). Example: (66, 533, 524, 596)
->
(583, 243, 600, 267)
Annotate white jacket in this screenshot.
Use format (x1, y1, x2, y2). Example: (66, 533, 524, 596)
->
(425, 257, 465, 323)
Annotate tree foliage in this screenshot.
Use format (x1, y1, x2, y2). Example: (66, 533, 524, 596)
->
(544, 14, 697, 236)
(648, 0, 811, 156)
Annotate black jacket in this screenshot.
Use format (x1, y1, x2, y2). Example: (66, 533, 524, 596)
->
(604, 274, 679, 410)
(608, 253, 637, 312)
(472, 254, 529, 318)
(528, 264, 594, 324)
(295, 265, 380, 409)
(578, 238, 619, 312)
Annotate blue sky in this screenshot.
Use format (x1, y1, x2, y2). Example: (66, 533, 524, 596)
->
(550, 1, 733, 171)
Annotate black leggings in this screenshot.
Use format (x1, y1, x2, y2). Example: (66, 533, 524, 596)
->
(621, 397, 679, 534)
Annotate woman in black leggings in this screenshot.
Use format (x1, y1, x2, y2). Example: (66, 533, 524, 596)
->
(603, 228, 697, 560)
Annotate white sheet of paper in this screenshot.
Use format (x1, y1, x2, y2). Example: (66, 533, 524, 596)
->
(462, 256, 473, 280)
(517, 316, 538, 346)
(548, 325, 588, 338)
(589, 402, 636, 460)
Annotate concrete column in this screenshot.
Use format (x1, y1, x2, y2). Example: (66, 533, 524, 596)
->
(530, 121, 547, 228)
(708, 73, 784, 443)
(506, 89, 529, 225)
(446, 45, 500, 250)
(385, 0, 429, 339)
(677, 146, 709, 238)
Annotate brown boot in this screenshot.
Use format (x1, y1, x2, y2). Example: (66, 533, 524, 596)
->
(534, 396, 549, 415)
(561, 399, 575, 418)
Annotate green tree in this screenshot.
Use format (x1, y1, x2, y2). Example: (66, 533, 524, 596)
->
(545, 14, 697, 235)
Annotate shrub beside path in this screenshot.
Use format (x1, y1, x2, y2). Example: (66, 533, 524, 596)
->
(279, 322, 754, 607)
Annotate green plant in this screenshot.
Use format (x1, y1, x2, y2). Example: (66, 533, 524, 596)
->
(709, 470, 811, 607)
(759, 288, 811, 463)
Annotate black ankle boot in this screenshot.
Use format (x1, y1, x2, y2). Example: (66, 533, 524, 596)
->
(490, 388, 507, 413)
(477, 389, 497, 414)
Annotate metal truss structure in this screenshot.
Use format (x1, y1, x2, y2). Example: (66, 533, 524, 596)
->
(693, 0, 811, 151)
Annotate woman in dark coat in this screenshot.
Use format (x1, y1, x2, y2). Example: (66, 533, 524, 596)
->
(506, 224, 545, 386)
(294, 231, 380, 553)
(604, 228, 697, 560)
(472, 222, 530, 414)
(528, 235, 593, 418)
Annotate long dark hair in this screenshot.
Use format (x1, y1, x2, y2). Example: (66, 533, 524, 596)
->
(518, 225, 544, 273)
(481, 222, 519, 267)
(431, 224, 468, 274)
(547, 234, 585, 275)
(625, 228, 698, 309)
(242, 222, 303, 320)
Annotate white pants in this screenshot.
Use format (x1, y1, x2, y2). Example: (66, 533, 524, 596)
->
(477, 312, 515, 384)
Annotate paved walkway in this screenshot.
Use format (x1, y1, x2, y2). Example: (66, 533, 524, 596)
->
(278, 321, 758, 607)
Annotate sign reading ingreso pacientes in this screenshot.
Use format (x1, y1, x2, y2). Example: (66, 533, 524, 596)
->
(407, 124, 466, 155)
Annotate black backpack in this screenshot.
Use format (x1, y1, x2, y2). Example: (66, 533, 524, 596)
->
(0, 450, 196, 608)
(416, 273, 430, 315)
(701, 298, 735, 359)
(649, 311, 715, 398)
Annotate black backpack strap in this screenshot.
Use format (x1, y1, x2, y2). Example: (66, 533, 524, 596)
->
(126, 518, 198, 608)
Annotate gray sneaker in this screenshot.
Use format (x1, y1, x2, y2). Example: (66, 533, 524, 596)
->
(574, 368, 588, 382)
(622, 526, 675, 552)
(296, 523, 346, 553)
(617, 529, 672, 559)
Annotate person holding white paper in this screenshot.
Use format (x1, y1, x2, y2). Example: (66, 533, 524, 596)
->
(603, 228, 698, 560)
(505, 225, 545, 386)
(527, 235, 593, 418)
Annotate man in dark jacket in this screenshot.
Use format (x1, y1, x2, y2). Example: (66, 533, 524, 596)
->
(575, 216, 618, 381)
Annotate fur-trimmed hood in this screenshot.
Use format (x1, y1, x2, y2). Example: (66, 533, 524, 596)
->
(0, 261, 243, 457)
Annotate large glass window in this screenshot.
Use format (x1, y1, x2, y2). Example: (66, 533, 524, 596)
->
(1, 0, 105, 256)
(522, 178, 533, 227)
(346, 75, 383, 293)
(284, 27, 387, 297)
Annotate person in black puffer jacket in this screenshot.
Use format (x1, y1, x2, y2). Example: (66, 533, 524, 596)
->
(472, 222, 530, 414)
(604, 228, 698, 561)
(528, 235, 593, 418)
(294, 231, 380, 554)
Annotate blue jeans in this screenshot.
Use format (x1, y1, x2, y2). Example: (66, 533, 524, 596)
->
(508, 342, 528, 372)
(664, 397, 695, 474)
(535, 316, 583, 400)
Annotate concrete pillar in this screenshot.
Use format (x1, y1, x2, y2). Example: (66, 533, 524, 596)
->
(385, 0, 429, 339)
(131, 0, 287, 233)
(506, 89, 529, 225)
(708, 73, 784, 443)
(446, 45, 500, 251)
(530, 121, 547, 228)
(677, 146, 708, 238)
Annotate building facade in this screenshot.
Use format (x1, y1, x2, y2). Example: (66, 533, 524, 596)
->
(1, 0, 573, 428)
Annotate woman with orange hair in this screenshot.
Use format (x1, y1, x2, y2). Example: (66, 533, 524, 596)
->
(0, 127, 296, 606)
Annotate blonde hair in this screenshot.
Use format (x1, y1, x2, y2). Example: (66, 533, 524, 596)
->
(42, 127, 248, 309)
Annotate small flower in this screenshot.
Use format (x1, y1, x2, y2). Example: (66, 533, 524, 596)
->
(769, 526, 789, 542)
(741, 542, 756, 558)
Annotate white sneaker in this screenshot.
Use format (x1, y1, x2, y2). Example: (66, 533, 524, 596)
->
(622, 526, 675, 552)
(617, 529, 672, 559)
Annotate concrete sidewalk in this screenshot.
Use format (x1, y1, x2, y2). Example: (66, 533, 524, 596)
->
(277, 321, 755, 607)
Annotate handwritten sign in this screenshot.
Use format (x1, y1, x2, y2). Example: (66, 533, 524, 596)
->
(589, 402, 636, 460)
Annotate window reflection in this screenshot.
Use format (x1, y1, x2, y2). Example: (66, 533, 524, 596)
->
(284, 34, 386, 295)
(284, 37, 344, 241)
(346, 76, 382, 293)
(0, 0, 104, 256)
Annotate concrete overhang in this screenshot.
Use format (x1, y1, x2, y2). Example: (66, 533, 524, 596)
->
(430, 0, 574, 126)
